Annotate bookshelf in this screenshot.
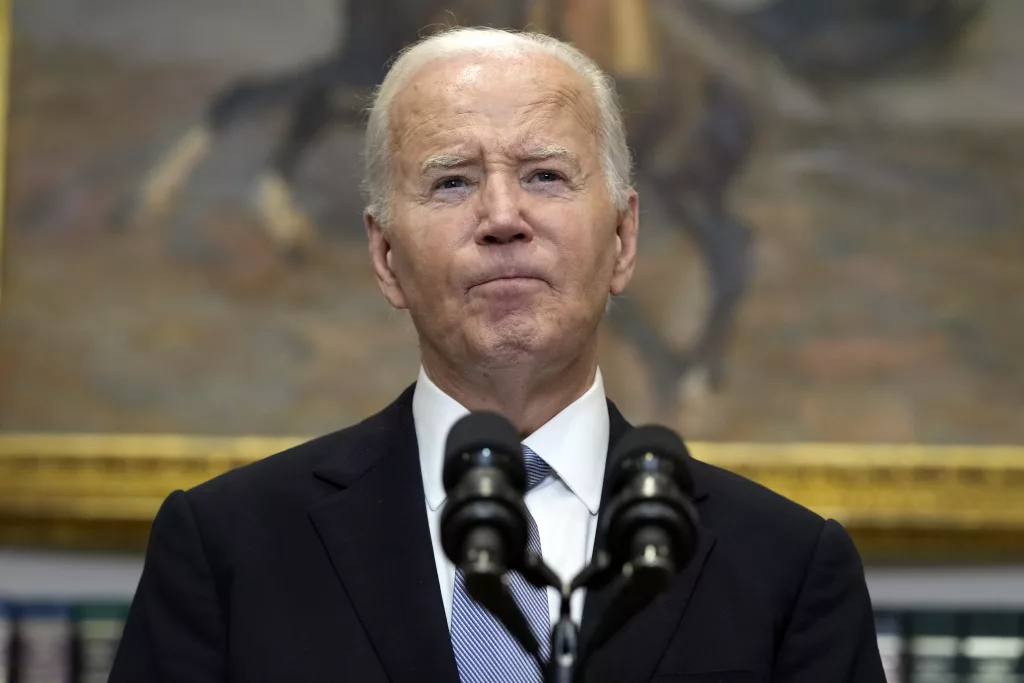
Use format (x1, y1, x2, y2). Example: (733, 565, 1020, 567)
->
(4, 548, 1024, 609)
(2, 549, 1024, 682)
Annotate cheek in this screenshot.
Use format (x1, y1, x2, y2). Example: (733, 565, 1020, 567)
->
(390, 221, 464, 306)
(551, 208, 617, 281)
(401, 243, 448, 295)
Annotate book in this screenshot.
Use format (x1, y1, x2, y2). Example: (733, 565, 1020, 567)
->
(14, 604, 73, 683)
(961, 612, 1024, 683)
(74, 603, 128, 683)
(876, 611, 905, 683)
(907, 612, 960, 683)
(0, 602, 12, 683)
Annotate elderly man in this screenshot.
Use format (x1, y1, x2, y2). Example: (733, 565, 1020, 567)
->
(110, 28, 884, 683)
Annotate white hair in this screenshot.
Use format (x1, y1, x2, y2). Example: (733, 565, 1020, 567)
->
(363, 27, 632, 225)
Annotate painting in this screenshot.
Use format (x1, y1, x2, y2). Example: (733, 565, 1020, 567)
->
(0, 0, 1019, 552)
(2, 0, 1021, 445)
(1, 0, 1023, 554)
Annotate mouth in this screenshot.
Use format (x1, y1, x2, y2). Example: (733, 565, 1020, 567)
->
(468, 269, 548, 291)
(480, 275, 543, 284)
(470, 277, 546, 296)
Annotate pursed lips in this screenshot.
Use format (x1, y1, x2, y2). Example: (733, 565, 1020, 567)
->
(468, 268, 548, 290)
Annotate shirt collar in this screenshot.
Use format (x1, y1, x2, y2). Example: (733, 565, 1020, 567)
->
(413, 366, 609, 515)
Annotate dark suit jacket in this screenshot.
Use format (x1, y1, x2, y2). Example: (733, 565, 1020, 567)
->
(110, 386, 885, 682)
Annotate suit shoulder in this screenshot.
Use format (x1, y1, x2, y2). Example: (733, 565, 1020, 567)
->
(691, 458, 836, 601)
(184, 429, 338, 501)
(693, 459, 825, 541)
(184, 386, 414, 505)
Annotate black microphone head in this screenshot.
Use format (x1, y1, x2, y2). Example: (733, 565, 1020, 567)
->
(441, 411, 530, 579)
(607, 425, 694, 497)
(443, 411, 525, 493)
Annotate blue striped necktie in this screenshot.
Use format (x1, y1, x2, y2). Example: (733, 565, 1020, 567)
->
(450, 445, 552, 682)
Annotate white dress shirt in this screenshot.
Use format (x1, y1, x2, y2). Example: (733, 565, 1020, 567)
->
(412, 366, 610, 629)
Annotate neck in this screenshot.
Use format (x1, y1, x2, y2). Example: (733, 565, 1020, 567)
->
(421, 343, 599, 437)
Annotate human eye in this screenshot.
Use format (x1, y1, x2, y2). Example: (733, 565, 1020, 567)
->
(527, 170, 564, 184)
(429, 175, 475, 201)
(434, 176, 468, 191)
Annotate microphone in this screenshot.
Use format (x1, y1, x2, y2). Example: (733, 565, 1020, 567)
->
(604, 424, 698, 581)
(585, 424, 699, 653)
(439, 411, 543, 659)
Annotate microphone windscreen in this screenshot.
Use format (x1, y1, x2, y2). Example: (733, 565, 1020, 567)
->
(443, 411, 524, 491)
(608, 425, 694, 494)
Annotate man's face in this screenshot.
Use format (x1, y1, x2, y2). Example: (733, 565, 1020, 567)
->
(367, 51, 638, 372)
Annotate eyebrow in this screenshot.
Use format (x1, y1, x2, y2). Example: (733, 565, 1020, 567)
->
(521, 145, 580, 173)
(419, 145, 581, 176)
(420, 154, 472, 175)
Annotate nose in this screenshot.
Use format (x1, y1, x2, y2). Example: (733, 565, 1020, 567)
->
(474, 175, 533, 246)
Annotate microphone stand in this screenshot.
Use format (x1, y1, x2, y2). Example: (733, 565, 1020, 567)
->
(520, 550, 618, 683)
(521, 540, 683, 683)
(463, 503, 695, 682)
(547, 586, 578, 683)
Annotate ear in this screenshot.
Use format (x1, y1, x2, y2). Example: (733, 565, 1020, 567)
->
(365, 209, 409, 309)
(609, 189, 639, 296)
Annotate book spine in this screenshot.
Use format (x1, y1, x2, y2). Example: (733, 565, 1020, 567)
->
(74, 604, 129, 683)
(0, 602, 12, 683)
(14, 605, 73, 683)
(961, 612, 1024, 683)
(876, 611, 905, 683)
(908, 612, 960, 683)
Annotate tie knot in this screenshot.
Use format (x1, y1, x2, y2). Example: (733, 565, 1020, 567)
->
(521, 445, 551, 491)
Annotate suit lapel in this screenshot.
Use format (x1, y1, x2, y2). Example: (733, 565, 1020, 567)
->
(579, 401, 717, 683)
(304, 391, 714, 683)
(308, 388, 459, 683)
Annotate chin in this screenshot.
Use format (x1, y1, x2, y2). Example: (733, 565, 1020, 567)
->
(469, 322, 549, 367)
(472, 319, 591, 370)
(463, 302, 596, 363)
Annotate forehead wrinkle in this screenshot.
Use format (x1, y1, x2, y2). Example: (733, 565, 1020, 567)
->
(390, 55, 602, 180)
(391, 76, 471, 157)
(393, 102, 473, 150)
(512, 80, 599, 138)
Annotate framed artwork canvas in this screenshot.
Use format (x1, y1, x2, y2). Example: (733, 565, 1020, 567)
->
(0, 0, 1022, 557)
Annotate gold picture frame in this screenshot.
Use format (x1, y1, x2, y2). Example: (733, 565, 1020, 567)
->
(1, 0, 1022, 562)
(2, 433, 1024, 561)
